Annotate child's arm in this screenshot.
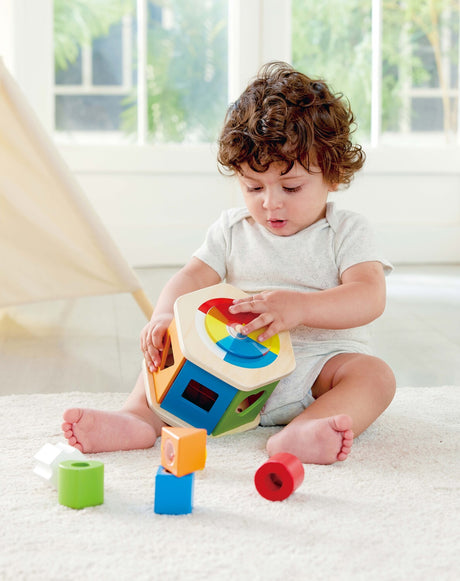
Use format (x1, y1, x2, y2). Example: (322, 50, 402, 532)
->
(229, 261, 386, 342)
(141, 258, 221, 371)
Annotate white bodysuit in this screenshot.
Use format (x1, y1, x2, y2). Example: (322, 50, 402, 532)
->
(193, 202, 392, 426)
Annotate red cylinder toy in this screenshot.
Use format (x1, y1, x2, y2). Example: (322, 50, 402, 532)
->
(254, 452, 304, 501)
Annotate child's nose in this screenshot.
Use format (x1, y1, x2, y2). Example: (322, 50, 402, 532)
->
(262, 189, 283, 210)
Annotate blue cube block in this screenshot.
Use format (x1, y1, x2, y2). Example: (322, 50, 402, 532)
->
(154, 466, 194, 515)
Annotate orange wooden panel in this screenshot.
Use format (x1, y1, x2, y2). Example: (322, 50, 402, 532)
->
(151, 318, 185, 404)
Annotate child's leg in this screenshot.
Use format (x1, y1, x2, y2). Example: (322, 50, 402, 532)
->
(62, 371, 166, 453)
(266, 353, 396, 465)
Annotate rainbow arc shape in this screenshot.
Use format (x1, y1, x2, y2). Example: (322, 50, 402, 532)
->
(195, 298, 280, 369)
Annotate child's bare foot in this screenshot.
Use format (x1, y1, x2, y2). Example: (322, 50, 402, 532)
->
(266, 414, 354, 465)
(61, 408, 159, 453)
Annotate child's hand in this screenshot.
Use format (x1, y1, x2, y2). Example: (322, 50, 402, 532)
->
(229, 290, 303, 341)
(140, 314, 173, 373)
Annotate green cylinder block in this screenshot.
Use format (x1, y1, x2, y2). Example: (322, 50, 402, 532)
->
(58, 460, 104, 509)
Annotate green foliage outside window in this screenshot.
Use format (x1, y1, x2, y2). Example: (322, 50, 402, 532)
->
(54, 0, 132, 71)
(122, 0, 228, 142)
(292, 0, 459, 140)
(53, 0, 228, 143)
(54, 0, 458, 142)
(292, 0, 373, 139)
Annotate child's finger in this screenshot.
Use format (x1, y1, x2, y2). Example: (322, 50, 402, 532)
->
(151, 324, 167, 350)
(237, 312, 273, 339)
(256, 323, 278, 343)
(230, 296, 264, 314)
(144, 346, 161, 373)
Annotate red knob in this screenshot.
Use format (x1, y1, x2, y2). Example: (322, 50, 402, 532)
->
(254, 452, 304, 501)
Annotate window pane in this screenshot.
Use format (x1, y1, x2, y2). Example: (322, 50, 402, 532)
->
(53, 0, 229, 144)
(381, 1, 459, 144)
(291, 0, 372, 143)
(142, 0, 229, 144)
(92, 23, 124, 86)
(55, 50, 82, 85)
(53, 0, 136, 139)
(55, 95, 128, 131)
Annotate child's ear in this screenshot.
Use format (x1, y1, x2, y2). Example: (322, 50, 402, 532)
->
(328, 183, 339, 192)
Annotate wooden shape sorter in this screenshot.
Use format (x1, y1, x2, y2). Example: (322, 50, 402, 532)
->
(143, 283, 296, 436)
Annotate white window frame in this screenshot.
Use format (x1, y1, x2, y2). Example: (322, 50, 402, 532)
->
(1, 0, 459, 175)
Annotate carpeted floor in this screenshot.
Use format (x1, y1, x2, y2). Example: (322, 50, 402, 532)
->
(0, 387, 458, 580)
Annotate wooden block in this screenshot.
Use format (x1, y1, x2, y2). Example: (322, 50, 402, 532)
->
(58, 460, 104, 509)
(161, 426, 207, 477)
(154, 466, 194, 515)
(254, 453, 304, 501)
(33, 442, 85, 489)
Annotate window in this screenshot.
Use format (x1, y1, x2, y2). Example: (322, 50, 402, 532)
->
(52, 0, 459, 147)
(6, 0, 459, 151)
(291, 0, 459, 146)
(381, 1, 459, 145)
(292, 0, 372, 144)
(53, 0, 228, 144)
(54, 8, 135, 136)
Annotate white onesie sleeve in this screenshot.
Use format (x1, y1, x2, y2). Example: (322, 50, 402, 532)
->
(327, 205, 393, 277)
(193, 208, 248, 281)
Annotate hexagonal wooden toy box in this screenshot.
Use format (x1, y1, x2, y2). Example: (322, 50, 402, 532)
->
(143, 283, 295, 436)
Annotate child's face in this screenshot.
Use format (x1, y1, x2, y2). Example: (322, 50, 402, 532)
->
(238, 162, 336, 236)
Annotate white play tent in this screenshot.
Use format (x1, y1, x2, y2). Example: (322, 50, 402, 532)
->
(0, 58, 153, 319)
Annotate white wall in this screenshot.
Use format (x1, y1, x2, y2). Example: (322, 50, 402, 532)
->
(60, 144, 460, 266)
(333, 148, 460, 264)
(63, 145, 238, 265)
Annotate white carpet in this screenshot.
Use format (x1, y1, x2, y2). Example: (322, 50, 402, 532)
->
(0, 388, 459, 581)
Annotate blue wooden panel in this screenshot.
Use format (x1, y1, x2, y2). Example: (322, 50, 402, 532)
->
(160, 360, 237, 434)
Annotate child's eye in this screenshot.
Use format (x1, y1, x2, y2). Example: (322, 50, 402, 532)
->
(283, 186, 302, 193)
(247, 186, 263, 192)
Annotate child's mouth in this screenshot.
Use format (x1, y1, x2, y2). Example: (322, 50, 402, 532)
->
(268, 219, 287, 229)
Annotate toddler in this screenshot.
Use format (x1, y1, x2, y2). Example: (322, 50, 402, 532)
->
(62, 62, 396, 465)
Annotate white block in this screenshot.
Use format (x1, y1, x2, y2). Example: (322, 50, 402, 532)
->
(33, 442, 85, 488)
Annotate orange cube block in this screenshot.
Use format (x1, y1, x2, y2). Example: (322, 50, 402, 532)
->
(161, 426, 207, 477)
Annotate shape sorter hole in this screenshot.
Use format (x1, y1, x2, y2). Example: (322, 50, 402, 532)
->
(71, 462, 90, 468)
(182, 379, 218, 412)
(268, 472, 283, 490)
(160, 336, 175, 370)
(164, 439, 175, 465)
(236, 391, 265, 414)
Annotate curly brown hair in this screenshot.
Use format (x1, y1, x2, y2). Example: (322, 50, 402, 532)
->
(217, 62, 365, 186)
